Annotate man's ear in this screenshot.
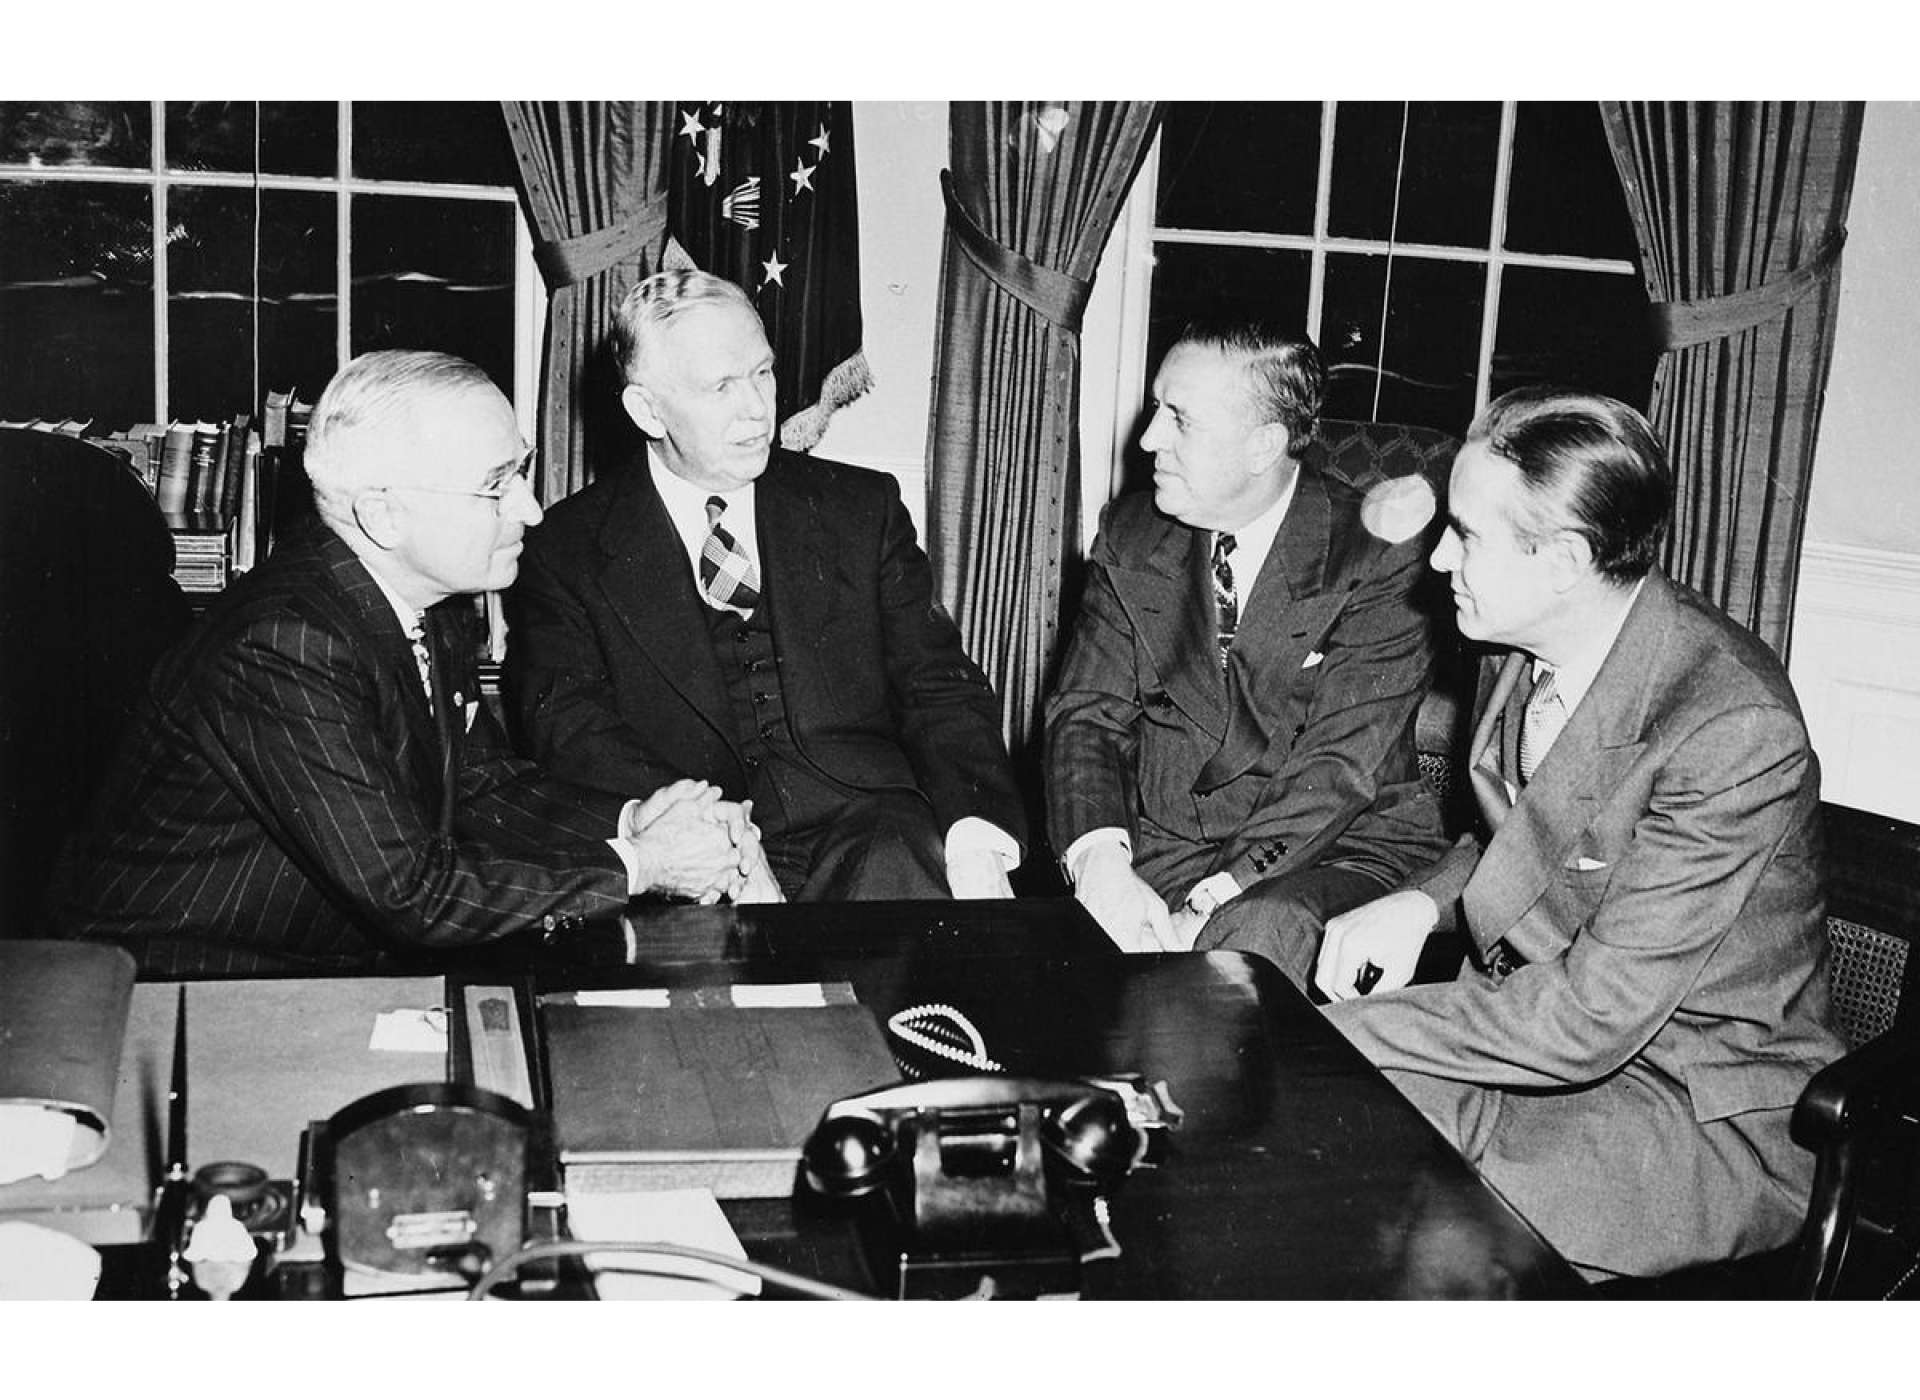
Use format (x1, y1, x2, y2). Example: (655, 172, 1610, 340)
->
(1243, 422, 1296, 484)
(621, 383, 665, 439)
(1546, 528, 1594, 592)
(351, 489, 405, 551)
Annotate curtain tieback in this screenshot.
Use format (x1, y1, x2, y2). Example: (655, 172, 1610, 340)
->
(532, 190, 670, 289)
(1652, 226, 1847, 351)
(940, 169, 1091, 334)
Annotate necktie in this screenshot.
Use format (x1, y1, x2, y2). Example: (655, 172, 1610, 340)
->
(1212, 532, 1238, 671)
(700, 495, 761, 613)
(1518, 666, 1565, 784)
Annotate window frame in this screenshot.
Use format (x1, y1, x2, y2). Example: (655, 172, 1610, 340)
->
(1080, 100, 1641, 547)
(0, 101, 541, 433)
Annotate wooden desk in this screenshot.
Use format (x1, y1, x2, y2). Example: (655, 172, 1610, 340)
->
(470, 898, 1584, 1299)
(89, 899, 1581, 1299)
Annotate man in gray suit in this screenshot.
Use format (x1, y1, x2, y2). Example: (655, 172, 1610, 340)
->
(1318, 386, 1844, 1280)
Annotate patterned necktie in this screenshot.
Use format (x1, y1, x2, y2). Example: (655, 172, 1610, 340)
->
(700, 495, 761, 612)
(1212, 532, 1238, 671)
(1518, 666, 1565, 784)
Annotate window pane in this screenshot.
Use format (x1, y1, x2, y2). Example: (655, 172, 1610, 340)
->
(1328, 102, 1499, 248)
(0, 181, 153, 426)
(1146, 242, 1311, 388)
(1156, 102, 1321, 235)
(260, 192, 338, 404)
(1322, 252, 1482, 431)
(1492, 266, 1655, 410)
(351, 195, 514, 390)
(0, 101, 150, 170)
(167, 187, 257, 422)
(352, 102, 515, 186)
(1505, 102, 1640, 261)
(165, 101, 336, 177)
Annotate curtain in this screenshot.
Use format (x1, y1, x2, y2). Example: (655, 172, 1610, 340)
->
(1599, 101, 1865, 660)
(928, 101, 1163, 758)
(664, 102, 871, 451)
(500, 102, 674, 503)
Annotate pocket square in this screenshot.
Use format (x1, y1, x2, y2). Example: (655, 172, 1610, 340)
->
(1569, 856, 1609, 872)
(1302, 650, 1325, 669)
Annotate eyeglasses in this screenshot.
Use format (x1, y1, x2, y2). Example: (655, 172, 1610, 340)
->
(382, 448, 537, 506)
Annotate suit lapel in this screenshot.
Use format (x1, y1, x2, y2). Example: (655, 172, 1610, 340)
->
(1197, 470, 1338, 791)
(1463, 579, 1669, 952)
(593, 462, 734, 743)
(1107, 513, 1227, 740)
(755, 453, 836, 656)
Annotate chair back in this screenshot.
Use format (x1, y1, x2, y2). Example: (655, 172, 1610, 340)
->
(0, 429, 192, 936)
(1790, 801, 1920, 1299)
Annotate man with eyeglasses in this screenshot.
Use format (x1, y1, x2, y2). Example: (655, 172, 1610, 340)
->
(46, 350, 773, 975)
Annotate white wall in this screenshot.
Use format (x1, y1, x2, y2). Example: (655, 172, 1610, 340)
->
(1790, 101, 1920, 821)
(810, 102, 949, 532)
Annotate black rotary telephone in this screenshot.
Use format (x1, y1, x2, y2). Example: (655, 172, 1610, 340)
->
(801, 1075, 1160, 1298)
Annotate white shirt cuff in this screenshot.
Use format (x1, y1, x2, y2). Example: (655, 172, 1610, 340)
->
(944, 817, 1021, 871)
(1061, 827, 1132, 887)
(1184, 871, 1242, 916)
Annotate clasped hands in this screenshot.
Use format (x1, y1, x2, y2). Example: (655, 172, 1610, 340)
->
(621, 778, 784, 905)
(1073, 841, 1439, 1000)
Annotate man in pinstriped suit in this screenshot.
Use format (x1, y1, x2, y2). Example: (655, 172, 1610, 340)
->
(46, 351, 774, 976)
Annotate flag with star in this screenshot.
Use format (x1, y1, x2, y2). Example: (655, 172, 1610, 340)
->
(666, 101, 871, 451)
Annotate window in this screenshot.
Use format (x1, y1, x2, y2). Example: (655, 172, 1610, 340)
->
(1145, 101, 1653, 438)
(0, 101, 528, 429)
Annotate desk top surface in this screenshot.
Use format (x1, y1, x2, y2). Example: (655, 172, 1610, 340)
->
(463, 898, 1584, 1300)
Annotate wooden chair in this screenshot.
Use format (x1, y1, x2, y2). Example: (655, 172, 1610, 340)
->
(1788, 801, 1920, 1299)
(0, 429, 191, 936)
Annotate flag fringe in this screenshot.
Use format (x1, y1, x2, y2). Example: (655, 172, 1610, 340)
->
(779, 348, 875, 452)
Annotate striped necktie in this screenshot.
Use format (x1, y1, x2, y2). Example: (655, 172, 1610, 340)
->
(700, 495, 761, 613)
(1212, 532, 1238, 671)
(1518, 666, 1564, 784)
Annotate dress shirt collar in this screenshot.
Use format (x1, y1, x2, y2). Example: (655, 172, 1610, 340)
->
(648, 446, 761, 580)
(1533, 576, 1647, 713)
(1216, 466, 1299, 599)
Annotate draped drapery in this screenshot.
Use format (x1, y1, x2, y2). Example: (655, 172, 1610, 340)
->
(500, 102, 674, 503)
(1599, 101, 1865, 660)
(927, 101, 1163, 758)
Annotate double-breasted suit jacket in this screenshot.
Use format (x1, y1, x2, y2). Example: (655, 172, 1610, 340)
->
(1327, 569, 1846, 1275)
(47, 522, 635, 975)
(1045, 464, 1448, 900)
(505, 448, 1026, 850)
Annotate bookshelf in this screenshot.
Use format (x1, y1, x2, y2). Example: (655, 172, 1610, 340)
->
(0, 395, 312, 597)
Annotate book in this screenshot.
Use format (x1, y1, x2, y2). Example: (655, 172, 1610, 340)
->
(219, 412, 250, 522)
(188, 421, 222, 516)
(540, 984, 899, 1201)
(155, 422, 194, 514)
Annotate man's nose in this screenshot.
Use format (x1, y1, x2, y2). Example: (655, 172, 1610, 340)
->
(1139, 408, 1168, 453)
(506, 474, 543, 527)
(1430, 529, 1459, 572)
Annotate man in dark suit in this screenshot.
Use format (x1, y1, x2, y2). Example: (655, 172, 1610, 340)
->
(1316, 387, 1845, 1279)
(507, 270, 1024, 901)
(1044, 324, 1449, 971)
(47, 350, 768, 976)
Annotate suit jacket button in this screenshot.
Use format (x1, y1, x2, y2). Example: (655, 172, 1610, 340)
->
(1293, 724, 1306, 739)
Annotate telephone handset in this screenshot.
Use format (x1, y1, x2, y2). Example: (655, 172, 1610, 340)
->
(804, 1075, 1143, 1198)
(801, 1076, 1149, 1298)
